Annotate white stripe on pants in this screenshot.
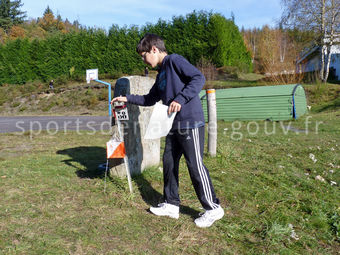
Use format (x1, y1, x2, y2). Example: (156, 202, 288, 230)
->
(162, 126, 219, 210)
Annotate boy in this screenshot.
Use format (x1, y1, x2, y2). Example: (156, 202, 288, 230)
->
(111, 33, 224, 228)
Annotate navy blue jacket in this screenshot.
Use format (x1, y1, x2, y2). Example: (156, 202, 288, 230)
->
(126, 54, 206, 130)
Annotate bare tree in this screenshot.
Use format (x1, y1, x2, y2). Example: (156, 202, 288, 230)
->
(196, 57, 217, 88)
(243, 28, 258, 63)
(242, 26, 298, 80)
(256, 26, 301, 84)
(281, 0, 340, 83)
(324, 0, 339, 81)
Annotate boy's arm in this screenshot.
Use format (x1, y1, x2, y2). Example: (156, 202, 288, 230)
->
(172, 55, 205, 105)
(125, 83, 159, 106)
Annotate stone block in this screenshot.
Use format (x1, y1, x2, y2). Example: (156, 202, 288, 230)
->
(109, 76, 160, 177)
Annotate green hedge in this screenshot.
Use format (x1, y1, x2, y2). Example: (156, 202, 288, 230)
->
(0, 11, 252, 85)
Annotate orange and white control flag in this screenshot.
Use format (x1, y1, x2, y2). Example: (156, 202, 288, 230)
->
(106, 139, 126, 159)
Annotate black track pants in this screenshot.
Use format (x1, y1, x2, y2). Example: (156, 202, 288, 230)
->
(162, 126, 220, 210)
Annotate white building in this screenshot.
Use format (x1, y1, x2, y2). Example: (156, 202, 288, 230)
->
(297, 35, 340, 81)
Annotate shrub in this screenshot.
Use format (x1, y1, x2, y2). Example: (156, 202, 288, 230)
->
(86, 95, 99, 109)
(11, 102, 20, 108)
(197, 57, 217, 82)
(41, 101, 56, 112)
(55, 75, 68, 86)
(329, 212, 340, 240)
(217, 66, 239, 79)
(98, 89, 108, 101)
(19, 106, 27, 112)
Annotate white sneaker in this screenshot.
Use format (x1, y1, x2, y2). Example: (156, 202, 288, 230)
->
(149, 203, 179, 219)
(194, 205, 224, 228)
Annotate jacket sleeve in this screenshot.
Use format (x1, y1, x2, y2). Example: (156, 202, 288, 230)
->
(172, 55, 205, 105)
(126, 83, 160, 106)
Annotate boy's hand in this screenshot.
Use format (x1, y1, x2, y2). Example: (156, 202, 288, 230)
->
(111, 96, 127, 104)
(168, 101, 181, 115)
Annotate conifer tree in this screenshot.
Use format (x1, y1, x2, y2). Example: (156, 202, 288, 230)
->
(0, 0, 26, 31)
(43, 6, 53, 15)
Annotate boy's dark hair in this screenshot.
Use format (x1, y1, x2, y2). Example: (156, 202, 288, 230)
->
(136, 33, 167, 54)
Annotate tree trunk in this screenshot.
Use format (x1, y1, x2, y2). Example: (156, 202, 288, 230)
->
(280, 32, 287, 63)
(324, 0, 337, 82)
(251, 29, 256, 63)
(320, 0, 326, 82)
(320, 46, 326, 82)
(325, 45, 332, 82)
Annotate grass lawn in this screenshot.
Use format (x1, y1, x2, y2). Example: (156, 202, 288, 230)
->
(0, 107, 339, 254)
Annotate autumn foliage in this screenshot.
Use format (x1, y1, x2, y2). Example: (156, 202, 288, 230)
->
(242, 26, 303, 84)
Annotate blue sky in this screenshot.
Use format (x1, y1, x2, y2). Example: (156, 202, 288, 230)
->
(21, 0, 283, 30)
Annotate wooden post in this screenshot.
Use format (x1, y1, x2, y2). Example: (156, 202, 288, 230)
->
(206, 89, 217, 157)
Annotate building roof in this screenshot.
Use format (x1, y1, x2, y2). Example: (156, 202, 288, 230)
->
(297, 34, 340, 64)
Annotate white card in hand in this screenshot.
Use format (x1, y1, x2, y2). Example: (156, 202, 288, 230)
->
(144, 103, 177, 139)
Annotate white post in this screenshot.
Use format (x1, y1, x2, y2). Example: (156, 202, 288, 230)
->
(116, 115, 133, 194)
(206, 89, 217, 157)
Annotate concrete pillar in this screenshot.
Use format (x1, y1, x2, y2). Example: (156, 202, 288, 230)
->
(109, 76, 160, 177)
